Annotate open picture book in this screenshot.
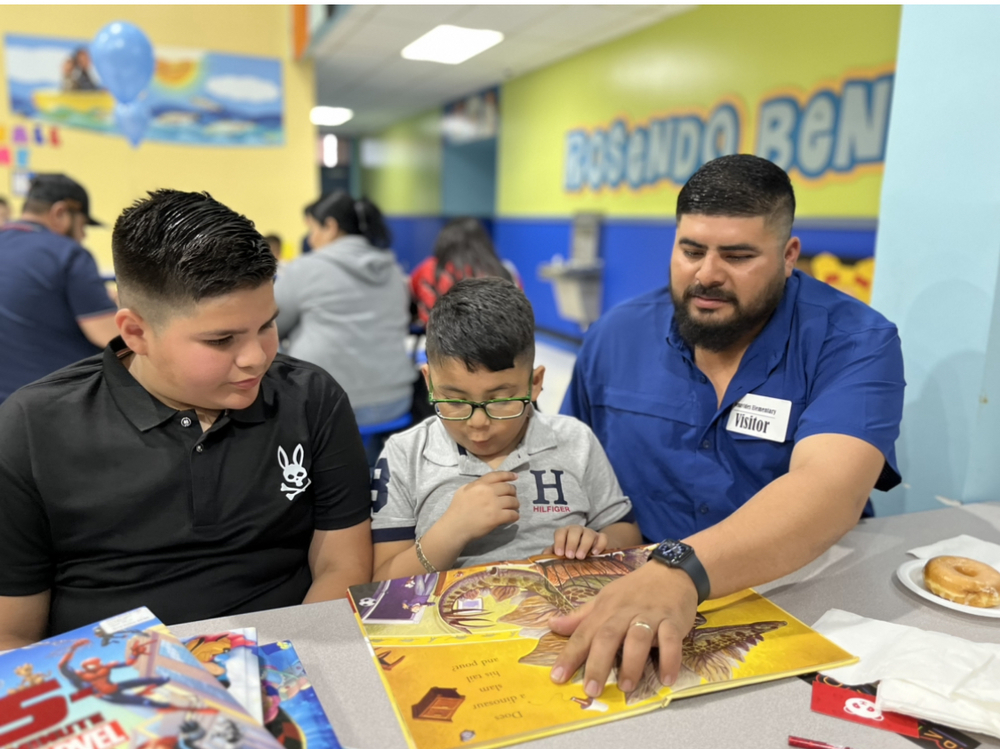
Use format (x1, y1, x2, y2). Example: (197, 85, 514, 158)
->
(347, 545, 857, 749)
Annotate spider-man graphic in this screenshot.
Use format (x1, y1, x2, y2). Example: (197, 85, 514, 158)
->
(58, 638, 173, 709)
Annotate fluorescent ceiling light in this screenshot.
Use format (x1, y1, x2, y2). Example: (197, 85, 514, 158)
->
(401, 25, 504, 65)
(310, 106, 353, 127)
(322, 135, 338, 168)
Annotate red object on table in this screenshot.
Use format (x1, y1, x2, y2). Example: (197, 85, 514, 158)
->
(811, 680, 921, 738)
(789, 736, 856, 749)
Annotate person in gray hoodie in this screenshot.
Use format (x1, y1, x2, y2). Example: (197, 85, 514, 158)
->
(275, 192, 414, 427)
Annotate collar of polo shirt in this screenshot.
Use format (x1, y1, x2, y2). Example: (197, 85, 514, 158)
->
(422, 409, 558, 470)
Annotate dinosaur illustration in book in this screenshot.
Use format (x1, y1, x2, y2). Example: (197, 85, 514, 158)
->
(436, 548, 787, 704)
(350, 549, 857, 749)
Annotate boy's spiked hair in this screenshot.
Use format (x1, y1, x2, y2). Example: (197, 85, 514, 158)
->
(112, 189, 276, 322)
(426, 277, 535, 372)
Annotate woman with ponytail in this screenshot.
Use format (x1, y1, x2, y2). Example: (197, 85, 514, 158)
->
(276, 192, 414, 427)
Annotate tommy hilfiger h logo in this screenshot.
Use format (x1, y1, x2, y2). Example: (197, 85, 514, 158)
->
(531, 470, 568, 513)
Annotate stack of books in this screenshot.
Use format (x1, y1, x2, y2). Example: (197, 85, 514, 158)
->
(0, 608, 341, 749)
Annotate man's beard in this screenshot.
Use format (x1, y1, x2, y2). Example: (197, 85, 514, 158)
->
(671, 273, 786, 353)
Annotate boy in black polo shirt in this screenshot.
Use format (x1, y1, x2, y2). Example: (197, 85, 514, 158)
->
(0, 190, 372, 648)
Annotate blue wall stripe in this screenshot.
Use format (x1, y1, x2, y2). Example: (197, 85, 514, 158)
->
(386, 214, 877, 343)
(385, 216, 446, 274)
(492, 219, 577, 339)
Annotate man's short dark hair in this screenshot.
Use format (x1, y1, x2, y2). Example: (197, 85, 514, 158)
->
(426, 278, 535, 372)
(676, 154, 796, 240)
(112, 190, 276, 322)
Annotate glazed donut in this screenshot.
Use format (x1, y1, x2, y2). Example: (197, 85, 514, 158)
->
(923, 555, 1000, 608)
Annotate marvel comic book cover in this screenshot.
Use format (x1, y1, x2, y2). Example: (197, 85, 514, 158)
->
(258, 641, 341, 749)
(183, 629, 263, 724)
(0, 607, 280, 749)
(347, 546, 858, 749)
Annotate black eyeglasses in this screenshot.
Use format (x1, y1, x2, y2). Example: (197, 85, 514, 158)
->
(428, 373, 533, 421)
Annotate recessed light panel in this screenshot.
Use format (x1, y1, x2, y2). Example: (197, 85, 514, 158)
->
(310, 106, 354, 126)
(401, 25, 504, 65)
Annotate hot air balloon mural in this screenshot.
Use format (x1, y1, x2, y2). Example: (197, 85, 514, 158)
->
(4, 32, 283, 146)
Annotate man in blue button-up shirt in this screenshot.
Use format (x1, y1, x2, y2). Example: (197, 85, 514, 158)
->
(549, 154, 905, 700)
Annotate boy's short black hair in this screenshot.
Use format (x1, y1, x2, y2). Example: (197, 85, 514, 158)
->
(677, 154, 796, 240)
(112, 189, 276, 323)
(426, 277, 535, 372)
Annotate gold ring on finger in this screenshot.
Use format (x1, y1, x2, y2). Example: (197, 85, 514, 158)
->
(631, 620, 653, 632)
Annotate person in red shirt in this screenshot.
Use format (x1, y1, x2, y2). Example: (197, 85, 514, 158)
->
(410, 218, 521, 326)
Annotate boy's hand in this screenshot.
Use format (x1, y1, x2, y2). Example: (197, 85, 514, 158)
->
(545, 525, 608, 559)
(444, 472, 519, 543)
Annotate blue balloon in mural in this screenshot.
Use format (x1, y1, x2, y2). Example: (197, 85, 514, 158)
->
(115, 98, 151, 148)
(91, 21, 154, 105)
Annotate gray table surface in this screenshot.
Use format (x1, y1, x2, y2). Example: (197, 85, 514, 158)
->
(172, 503, 1000, 749)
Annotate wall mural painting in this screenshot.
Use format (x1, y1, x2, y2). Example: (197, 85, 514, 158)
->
(5, 33, 283, 147)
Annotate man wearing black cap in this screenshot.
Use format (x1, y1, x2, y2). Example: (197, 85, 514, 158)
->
(0, 174, 118, 402)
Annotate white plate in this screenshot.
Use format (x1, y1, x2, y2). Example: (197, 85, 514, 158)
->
(895, 559, 1000, 618)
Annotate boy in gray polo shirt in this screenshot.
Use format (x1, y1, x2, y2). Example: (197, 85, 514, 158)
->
(371, 278, 641, 580)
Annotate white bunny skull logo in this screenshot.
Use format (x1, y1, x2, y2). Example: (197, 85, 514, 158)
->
(844, 696, 883, 721)
(278, 444, 312, 501)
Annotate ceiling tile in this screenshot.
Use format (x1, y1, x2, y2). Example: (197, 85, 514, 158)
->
(518, 7, 641, 43)
(311, 4, 699, 134)
(367, 4, 465, 28)
(448, 5, 563, 35)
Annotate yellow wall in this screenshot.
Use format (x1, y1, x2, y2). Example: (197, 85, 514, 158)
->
(497, 5, 901, 219)
(0, 6, 317, 271)
(361, 108, 441, 216)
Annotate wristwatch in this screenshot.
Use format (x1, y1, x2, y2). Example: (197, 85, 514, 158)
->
(649, 540, 711, 605)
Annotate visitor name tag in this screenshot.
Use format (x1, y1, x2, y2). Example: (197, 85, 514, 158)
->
(726, 393, 791, 442)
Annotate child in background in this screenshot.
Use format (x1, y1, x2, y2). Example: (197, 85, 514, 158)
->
(410, 217, 521, 326)
(371, 278, 641, 580)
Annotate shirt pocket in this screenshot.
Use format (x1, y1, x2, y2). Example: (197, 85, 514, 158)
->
(592, 385, 699, 426)
(591, 385, 702, 459)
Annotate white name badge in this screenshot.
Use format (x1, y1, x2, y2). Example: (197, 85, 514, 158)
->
(726, 393, 792, 443)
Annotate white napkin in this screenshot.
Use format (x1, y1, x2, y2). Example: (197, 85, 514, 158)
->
(813, 609, 1000, 739)
(907, 534, 1000, 567)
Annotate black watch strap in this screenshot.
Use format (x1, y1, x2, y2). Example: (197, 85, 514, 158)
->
(650, 540, 711, 605)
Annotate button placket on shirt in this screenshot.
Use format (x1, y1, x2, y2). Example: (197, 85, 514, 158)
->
(180, 411, 221, 527)
(179, 413, 207, 453)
